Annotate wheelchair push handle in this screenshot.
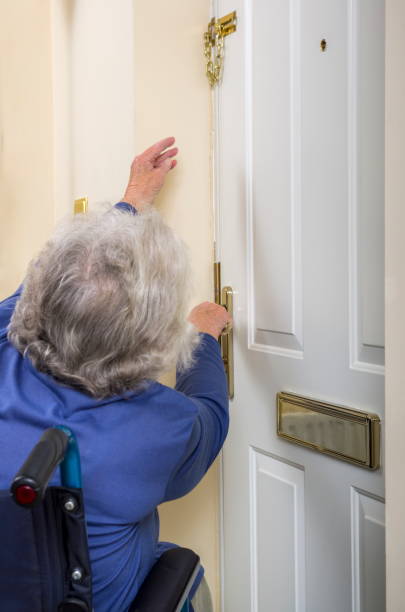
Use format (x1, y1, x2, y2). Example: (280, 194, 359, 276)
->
(10, 428, 69, 508)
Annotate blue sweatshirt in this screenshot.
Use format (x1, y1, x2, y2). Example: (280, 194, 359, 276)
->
(0, 204, 229, 611)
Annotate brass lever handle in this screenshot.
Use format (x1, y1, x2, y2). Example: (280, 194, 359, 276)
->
(220, 286, 234, 399)
(214, 262, 234, 398)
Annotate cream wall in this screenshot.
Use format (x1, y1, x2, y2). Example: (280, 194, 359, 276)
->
(0, 1, 55, 296)
(1, 0, 219, 608)
(385, 0, 405, 609)
(51, 0, 137, 217)
(132, 2, 220, 608)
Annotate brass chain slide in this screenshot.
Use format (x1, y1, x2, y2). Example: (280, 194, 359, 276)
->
(204, 11, 237, 87)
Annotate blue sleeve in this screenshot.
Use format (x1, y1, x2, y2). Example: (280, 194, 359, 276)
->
(114, 202, 137, 214)
(0, 285, 23, 340)
(164, 333, 229, 500)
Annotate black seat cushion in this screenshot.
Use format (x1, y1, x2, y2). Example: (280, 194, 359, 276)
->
(129, 547, 200, 612)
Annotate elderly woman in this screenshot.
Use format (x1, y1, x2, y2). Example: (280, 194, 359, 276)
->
(0, 138, 230, 611)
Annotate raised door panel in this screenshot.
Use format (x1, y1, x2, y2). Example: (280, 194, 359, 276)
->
(248, 0, 303, 357)
(349, 0, 385, 372)
(351, 488, 385, 612)
(250, 449, 306, 612)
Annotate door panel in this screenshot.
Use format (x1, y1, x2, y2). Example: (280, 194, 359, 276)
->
(249, 0, 303, 355)
(250, 449, 306, 610)
(349, 0, 385, 370)
(251, 0, 302, 351)
(351, 488, 385, 612)
(215, 1, 385, 610)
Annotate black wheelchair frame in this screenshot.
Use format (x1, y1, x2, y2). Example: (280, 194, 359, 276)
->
(0, 427, 200, 612)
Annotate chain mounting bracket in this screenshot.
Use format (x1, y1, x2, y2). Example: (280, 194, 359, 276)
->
(204, 11, 237, 88)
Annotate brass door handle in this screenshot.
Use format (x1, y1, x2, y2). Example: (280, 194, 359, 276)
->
(220, 286, 234, 399)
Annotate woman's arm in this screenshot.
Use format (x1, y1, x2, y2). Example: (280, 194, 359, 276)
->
(164, 333, 230, 500)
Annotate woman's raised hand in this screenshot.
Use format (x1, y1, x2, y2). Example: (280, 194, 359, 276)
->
(122, 137, 178, 211)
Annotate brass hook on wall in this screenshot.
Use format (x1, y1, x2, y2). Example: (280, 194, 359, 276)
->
(74, 197, 88, 215)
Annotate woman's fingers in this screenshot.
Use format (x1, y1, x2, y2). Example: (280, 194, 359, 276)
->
(142, 137, 176, 163)
(154, 147, 178, 167)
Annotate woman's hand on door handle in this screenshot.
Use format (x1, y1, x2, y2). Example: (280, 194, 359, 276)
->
(188, 302, 232, 340)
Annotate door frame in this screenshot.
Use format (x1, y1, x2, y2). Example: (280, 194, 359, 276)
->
(385, 0, 405, 608)
(210, 0, 227, 607)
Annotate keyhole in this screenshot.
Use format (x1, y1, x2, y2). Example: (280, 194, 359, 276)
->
(320, 39, 327, 52)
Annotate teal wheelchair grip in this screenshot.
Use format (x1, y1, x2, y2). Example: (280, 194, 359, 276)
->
(56, 425, 82, 488)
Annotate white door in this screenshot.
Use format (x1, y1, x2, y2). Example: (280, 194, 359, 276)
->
(214, 1, 385, 611)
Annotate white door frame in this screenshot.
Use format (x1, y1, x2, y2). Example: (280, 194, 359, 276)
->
(385, 0, 405, 608)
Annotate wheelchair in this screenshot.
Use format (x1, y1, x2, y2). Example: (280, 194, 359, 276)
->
(0, 427, 200, 612)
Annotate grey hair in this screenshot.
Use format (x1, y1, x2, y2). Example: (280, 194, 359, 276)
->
(8, 205, 201, 398)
